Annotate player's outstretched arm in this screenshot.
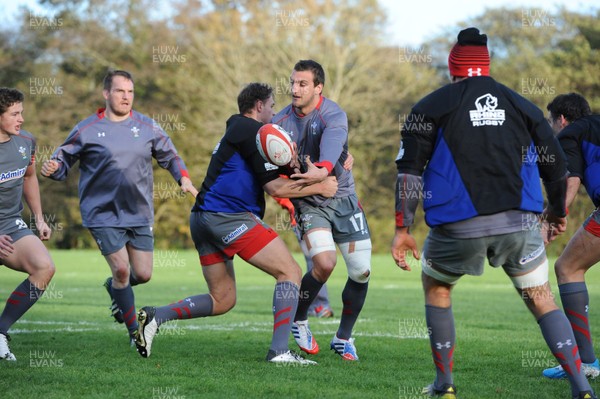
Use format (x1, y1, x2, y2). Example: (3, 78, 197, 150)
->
(23, 163, 51, 241)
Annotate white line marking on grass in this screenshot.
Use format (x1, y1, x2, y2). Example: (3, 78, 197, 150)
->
(181, 323, 412, 339)
(12, 319, 424, 340)
(10, 327, 100, 334)
(18, 320, 102, 326)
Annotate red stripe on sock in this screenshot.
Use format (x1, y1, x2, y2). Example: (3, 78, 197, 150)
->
(7, 299, 19, 305)
(273, 317, 290, 331)
(571, 323, 592, 342)
(274, 306, 291, 320)
(126, 314, 136, 327)
(182, 307, 191, 318)
(555, 352, 566, 361)
(123, 306, 135, 320)
(12, 291, 26, 297)
(123, 306, 136, 327)
(172, 307, 183, 318)
(573, 347, 582, 372)
(434, 359, 445, 374)
(567, 309, 590, 326)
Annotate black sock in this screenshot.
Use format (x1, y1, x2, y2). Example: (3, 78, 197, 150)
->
(336, 278, 368, 339)
(294, 272, 324, 321)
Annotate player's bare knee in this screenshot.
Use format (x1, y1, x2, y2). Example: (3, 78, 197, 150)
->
(212, 293, 236, 315)
(135, 270, 152, 284)
(521, 285, 558, 317)
(429, 284, 452, 300)
(34, 257, 55, 279)
(312, 262, 335, 282)
(41, 261, 56, 283)
(318, 259, 336, 274)
(112, 265, 131, 284)
(30, 260, 56, 288)
(553, 256, 582, 283)
(281, 264, 302, 285)
(521, 284, 552, 303)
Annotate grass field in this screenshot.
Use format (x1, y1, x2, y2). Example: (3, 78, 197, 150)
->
(0, 250, 599, 399)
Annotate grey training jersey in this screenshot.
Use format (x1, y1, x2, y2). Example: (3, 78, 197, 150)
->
(49, 109, 189, 228)
(273, 96, 355, 207)
(0, 131, 35, 234)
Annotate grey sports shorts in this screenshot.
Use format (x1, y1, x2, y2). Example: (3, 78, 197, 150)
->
(88, 226, 154, 256)
(295, 194, 371, 243)
(423, 227, 546, 278)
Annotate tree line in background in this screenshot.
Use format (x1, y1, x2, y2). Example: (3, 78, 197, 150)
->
(1, 0, 598, 255)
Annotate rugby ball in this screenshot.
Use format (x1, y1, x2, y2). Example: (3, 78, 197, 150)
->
(256, 123, 293, 166)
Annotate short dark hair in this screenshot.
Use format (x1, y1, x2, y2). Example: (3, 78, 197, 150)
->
(294, 60, 325, 87)
(0, 88, 24, 115)
(103, 69, 134, 91)
(547, 93, 591, 123)
(237, 83, 273, 114)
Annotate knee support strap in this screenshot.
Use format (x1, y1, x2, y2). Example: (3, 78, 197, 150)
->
(338, 239, 372, 283)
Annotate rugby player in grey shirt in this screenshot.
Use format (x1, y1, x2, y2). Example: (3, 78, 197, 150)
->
(42, 70, 197, 344)
(0, 88, 56, 361)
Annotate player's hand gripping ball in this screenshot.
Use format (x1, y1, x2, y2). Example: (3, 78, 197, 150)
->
(256, 123, 293, 166)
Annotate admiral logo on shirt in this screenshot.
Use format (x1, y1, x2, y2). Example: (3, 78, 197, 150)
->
(469, 93, 505, 127)
(0, 166, 27, 183)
